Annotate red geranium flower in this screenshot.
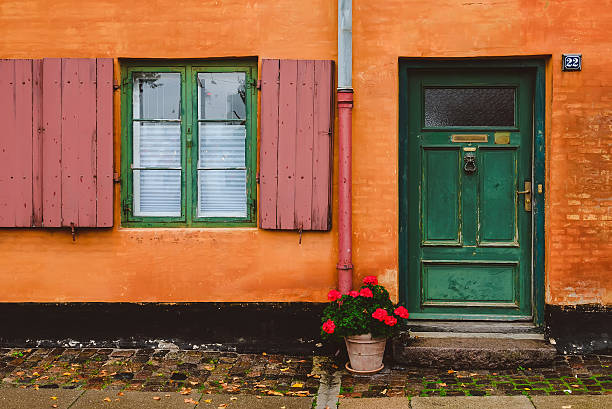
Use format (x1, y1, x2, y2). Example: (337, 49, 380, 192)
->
(384, 316, 398, 326)
(348, 290, 359, 298)
(359, 287, 373, 298)
(322, 319, 335, 334)
(363, 276, 378, 285)
(327, 290, 342, 302)
(372, 308, 388, 321)
(394, 306, 410, 319)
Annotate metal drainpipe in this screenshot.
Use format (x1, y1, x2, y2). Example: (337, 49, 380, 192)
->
(337, 0, 353, 294)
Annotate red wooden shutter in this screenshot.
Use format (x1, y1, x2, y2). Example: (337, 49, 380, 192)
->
(0, 58, 113, 228)
(259, 59, 334, 231)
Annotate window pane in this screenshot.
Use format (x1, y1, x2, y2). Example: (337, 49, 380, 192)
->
(133, 72, 180, 120)
(424, 87, 515, 127)
(134, 170, 181, 216)
(198, 72, 246, 120)
(198, 170, 247, 218)
(133, 122, 181, 168)
(199, 123, 246, 168)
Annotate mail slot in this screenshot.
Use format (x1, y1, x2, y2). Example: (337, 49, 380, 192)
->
(451, 134, 488, 143)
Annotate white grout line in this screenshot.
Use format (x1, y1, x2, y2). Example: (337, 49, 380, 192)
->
(315, 370, 342, 409)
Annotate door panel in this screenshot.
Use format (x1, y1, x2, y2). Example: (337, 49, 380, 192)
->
(404, 69, 534, 320)
(479, 148, 518, 245)
(422, 148, 461, 245)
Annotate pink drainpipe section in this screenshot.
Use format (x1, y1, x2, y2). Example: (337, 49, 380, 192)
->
(337, 89, 354, 294)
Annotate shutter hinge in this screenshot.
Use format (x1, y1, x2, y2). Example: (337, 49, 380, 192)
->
(256, 79, 261, 90)
(256, 172, 260, 184)
(113, 172, 121, 183)
(113, 80, 121, 91)
(122, 198, 132, 215)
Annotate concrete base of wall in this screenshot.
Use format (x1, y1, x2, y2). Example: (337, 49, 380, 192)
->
(545, 304, 612, 354)
(0, 303, 609, 356)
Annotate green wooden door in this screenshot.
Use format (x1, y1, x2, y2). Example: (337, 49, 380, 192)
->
(402, 69, 534, 320)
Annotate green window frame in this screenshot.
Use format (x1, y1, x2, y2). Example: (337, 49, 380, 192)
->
(120, 60, 257, 227)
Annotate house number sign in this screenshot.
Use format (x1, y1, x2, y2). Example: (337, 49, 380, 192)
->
(562, 54, 582, 71)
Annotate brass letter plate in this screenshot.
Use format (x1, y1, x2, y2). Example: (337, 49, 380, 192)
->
(494, 132, 510, 144)
(451, 134, 488, 143)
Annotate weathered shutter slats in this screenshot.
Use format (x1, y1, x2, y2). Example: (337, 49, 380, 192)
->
(277, 59, 298, 229)
(41, 58, 63, 227)
(259, 59, 280, 229)
(61, 58, 98, 227)
(311, 60, 334, 230)
(32, 60, 44, 227)
(259, 59, 334, 231)
(0, 58, 113, 228)
(0, 60, 33, 227)
(295, 60, 315, 231)
(96, 58, 114, 227)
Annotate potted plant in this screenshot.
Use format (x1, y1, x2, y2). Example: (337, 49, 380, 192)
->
(320, 276, 410, 374)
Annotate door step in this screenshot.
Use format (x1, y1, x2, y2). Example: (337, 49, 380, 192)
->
(392, 323, 557, 369)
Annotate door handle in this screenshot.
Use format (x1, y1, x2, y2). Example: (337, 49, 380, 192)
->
(516, 181, 532, 212)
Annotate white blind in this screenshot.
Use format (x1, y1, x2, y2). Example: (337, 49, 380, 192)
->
(132, 73, 182, 217)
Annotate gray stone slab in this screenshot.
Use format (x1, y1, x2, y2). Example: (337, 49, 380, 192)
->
(410, 396, 533, 409)
(71, 390, 202, 408)
(531, 395, 612, 409)
(339, 397, 410, 408)
(197, 394, 313, 409)
(392, 336, 556, 369)
(0, 386, 83, 409)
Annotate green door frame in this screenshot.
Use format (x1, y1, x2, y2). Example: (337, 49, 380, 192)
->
(399, 58, 546, 327)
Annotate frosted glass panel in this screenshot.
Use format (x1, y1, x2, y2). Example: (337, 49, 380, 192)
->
(424, 87, 515, 127)
(199, 123, 246, 168)
(198, 170, 247, 218)
(134, 170, 181, 217)
(198, 72, 246, 120)
(133, 72, 180, 120)
(134, 122, 181, 168)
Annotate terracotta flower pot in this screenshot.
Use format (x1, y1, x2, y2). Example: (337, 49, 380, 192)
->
(344, 333, 386, 373)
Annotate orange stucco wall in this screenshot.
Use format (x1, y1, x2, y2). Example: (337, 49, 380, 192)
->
(0, 0, 610, 305)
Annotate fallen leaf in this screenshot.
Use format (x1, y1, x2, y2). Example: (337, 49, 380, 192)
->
(62, 372, 71, 376)
(204, 399, 212, 403)
(524, 388, 530, 391)
(571, 384, 581, 388)
(447, 370, 455, 374)
(153, 396, 161, 401)
(165, 394, 171, 398)
(204, 365, 215, 371)
(218, 404, 227, 409)
(16, 371, 24, 376)
(256, 396, 262, 399)
(52, 405, 58, 408)
(189, 381, 199, 386)
(32, 372, 39, 376)
(50, 397, 58, 400)
(291, 382, 304, 388)
(255, 384, 268, 388)
(185, 398, 199, 404)
(281, 406, 286, 409)
(562, 406, 572, 409)
(267, 390, 284, 396)
(262, 352, 267, 356)
(381, 389, 387, 395)
(117, 392, 124, 396)
(438, 383, 447, 387)
(280, 367, 290, 372)
(180, 387, 192, 395)
(230, 397, 237, 401)
(103, 397, 111, 402)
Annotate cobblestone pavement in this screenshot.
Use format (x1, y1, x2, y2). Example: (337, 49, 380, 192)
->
(0, 348, 611, 401)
